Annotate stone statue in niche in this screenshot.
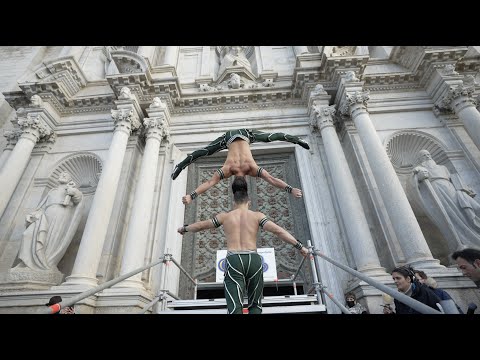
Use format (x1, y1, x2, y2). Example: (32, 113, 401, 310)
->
(410, 149, 480, 252)
(218, 46, 252, 77)
(11, 172, 84, 283)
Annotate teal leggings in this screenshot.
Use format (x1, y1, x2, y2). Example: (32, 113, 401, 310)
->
(224, 252, 264, 314)
(171, 128, 309, 179)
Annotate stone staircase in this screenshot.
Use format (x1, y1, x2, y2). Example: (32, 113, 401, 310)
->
(158, 294, 326, 314)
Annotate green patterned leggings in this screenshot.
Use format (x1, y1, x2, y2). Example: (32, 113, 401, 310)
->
(171, 128, 309, 179)
(224, 252, 264, 314)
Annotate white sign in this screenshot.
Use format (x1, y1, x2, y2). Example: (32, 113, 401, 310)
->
(215, 248, 278, 282)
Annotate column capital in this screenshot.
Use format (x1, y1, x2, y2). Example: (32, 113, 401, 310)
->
(311, 104, 336, 132)
(307, 84, 331, 117)
(435, 83, 476, 113)
(111, 108, 141, 135)
(3, 129, 23, 146)
(143, 116, 168, 142)
(16, 113, 54, 143)
(340, 90, 370, 118)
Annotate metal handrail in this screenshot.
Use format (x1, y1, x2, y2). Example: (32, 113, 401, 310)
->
(312, 248, 442, 314)
(44, 238, 443, 315)
(44, 254, 198, 314)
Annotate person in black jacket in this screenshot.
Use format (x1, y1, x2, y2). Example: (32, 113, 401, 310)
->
(414, 270, 463, 313)
(383, 266, 441, 314)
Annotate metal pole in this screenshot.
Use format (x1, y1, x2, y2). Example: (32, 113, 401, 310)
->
(292, 256, 307, 282)
(321, 285, 351, 314)
(138, 294, 162, 314)
(138, 289, 181, 314)
(313, 249, 442, 314)
(42, 256, 165, 314)
(307, 240, 323, 306)
(194, 279, 198, 300)
(293, 281, 297, 296)
(168, 255, 197, 286)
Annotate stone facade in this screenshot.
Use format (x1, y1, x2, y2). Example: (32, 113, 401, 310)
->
(0, 46, 479, 314)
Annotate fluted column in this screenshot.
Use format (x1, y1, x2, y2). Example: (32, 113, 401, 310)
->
(340, 90, 440, 268)
(437, 84, 480, 151)
(0, 114, 53, 219)
(312, 104, 386, 275)
(117, 99, 169, 289)
(65, 103, 141, 287)
(164, 46, 179, 67)
(294, 46, 309, 56)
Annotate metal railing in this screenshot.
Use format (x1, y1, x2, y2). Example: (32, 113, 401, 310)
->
(43, 239, 455, 315)
(311, 246, 443, 314)
(42, 253, 197, 315)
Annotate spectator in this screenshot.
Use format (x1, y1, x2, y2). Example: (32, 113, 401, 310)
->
(383, 266, 441, 314)
(345, 292, 368, 314)
(451, 248, 480, 288)
(414, 270, 463, 313)
(45, 295, 75, 314)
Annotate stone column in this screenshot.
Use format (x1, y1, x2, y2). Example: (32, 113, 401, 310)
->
(311, 103, 386, 276)
(164, 46, 179, 67)
(294, 46, 309, 56)
(0, 129, 22, 170)
(65, 93, 141, 287)
(340, 88, 441, 268)
(116, 98, 170, 289)
(0, 114, 53, 219)
(437, 84, 480, 151)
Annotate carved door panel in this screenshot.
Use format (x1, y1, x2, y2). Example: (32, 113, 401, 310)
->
(179, 153, 312, 298)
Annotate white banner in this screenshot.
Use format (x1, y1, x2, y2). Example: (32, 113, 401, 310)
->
(216, 248, 278, 282)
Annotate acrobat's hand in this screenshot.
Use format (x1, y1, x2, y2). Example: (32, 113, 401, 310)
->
(182, 194, 193, 205)
(177, 225, 187, 235)
(292, 188, 303, 198)
(300, 246, 309, 257)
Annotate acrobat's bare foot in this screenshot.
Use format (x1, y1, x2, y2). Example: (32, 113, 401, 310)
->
(292, 188, 303, 198)
(182, 194, 193, 205)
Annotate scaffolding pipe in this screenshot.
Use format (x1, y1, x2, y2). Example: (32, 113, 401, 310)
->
(42, 256, 165, 314)
(312, 248, 442, 314)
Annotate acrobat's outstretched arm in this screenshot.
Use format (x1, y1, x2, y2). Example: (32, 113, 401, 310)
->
(182, 170, 224, 205)
(258, 168, 302, 198)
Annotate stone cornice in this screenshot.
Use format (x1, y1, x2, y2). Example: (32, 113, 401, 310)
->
(107, 71, 180, 113)
(171, 99, 306, 114)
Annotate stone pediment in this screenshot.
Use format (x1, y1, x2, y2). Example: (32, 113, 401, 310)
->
(18, 57, 87, 100)
(216, 66, 256, 84)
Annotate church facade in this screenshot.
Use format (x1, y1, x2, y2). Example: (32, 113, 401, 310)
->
(0, 46, 479, 314)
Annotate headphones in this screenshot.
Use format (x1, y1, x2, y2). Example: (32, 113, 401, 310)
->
(394, 266, 417, 283)
(403, 266, 417, 283)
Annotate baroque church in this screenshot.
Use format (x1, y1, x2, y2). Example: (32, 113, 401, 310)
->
(0, 46, 479, 314)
